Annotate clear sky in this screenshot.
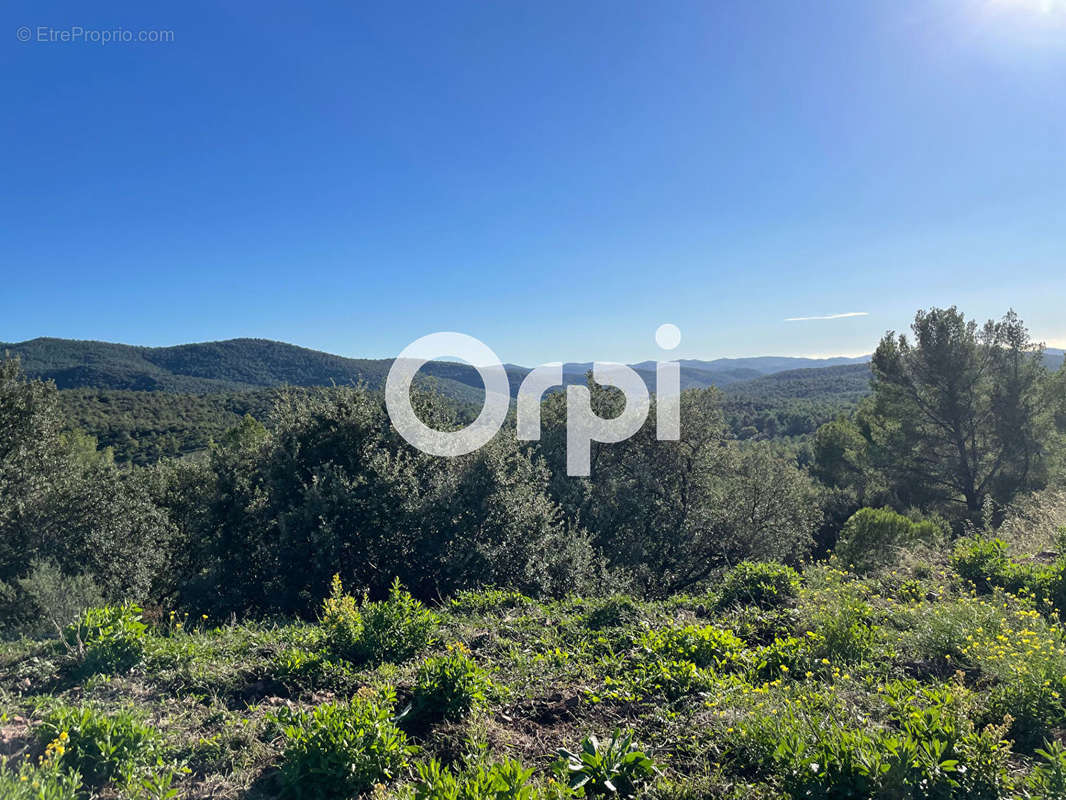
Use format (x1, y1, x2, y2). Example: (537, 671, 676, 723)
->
(3, 0, 1065, 366)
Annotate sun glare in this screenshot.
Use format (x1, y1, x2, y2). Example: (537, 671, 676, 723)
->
(986, 0, 1066, 19)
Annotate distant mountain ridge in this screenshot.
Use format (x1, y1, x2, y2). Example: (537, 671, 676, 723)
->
(2, 337, 1061, 400)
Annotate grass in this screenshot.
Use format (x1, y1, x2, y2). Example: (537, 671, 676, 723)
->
(3, 559, 1066, 798)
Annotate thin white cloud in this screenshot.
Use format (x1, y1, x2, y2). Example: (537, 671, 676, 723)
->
(784, 311, 870, 322)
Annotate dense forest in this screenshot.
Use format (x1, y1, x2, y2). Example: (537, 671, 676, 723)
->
(3, 307, 1066, 799)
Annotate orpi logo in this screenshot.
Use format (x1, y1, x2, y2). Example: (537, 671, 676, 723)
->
(385, 326, 681, 476)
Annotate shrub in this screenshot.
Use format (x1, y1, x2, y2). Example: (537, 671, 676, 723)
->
(273, 691, 410, 799)
(638, 625, 746, 671)
(410, 645, 491, 722)
(753, 636, 814, 681)
(16, 560, 104, 638)
(319, 574, 363, 661)
(413, 758, 537, 799)
(556, 729, 659, 798)
(584, 596, 643, 631)
(901, 593, 1066, 750)
(952, 536, 1021, 594)
(355, 578, 439, 664)
(715, 561, 800, 610)
(34, 703, 163, 787)
(835, 507, 945, 573)
(63, 604, 148, 674)
(272, 647, 358, 694)
(737, 681, 1013, 799)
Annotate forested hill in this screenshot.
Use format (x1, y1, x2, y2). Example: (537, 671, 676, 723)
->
(0, 337, 489, 400)
(0, 336, 874, 396)
(723, 362, 873, 403)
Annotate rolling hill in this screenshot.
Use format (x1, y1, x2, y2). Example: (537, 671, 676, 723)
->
(2, 337, 878, 398)
(5, 338, 1059, 463)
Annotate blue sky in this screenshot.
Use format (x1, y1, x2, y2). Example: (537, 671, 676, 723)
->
(3, 0, 1065, 366)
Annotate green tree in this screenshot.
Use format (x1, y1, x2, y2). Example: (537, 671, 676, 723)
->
(0, 357, 173, 630)
(868, 308, 1052, 523)
(536, 384, 819, 596)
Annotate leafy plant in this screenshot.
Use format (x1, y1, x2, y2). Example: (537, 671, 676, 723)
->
(319, 574, 363, 660)
(835, 507, 945, 574)
(63, 604, 148, 674)
(414, 758, 538, 799)
(556, 729, 659, 797)
(715, 561, 800, 610)
(410, 645, 491, 722)
(34, 702, 163, 787)
(272, 690, 411, 799)
(355, 578, 439, 664)
(638, 625, 746, 671)
(584, 597, 643, 631)
(0, 753, 82, 800)
(1025, 739, 1066, 798)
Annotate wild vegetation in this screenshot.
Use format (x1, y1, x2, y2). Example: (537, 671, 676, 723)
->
(2, 306, 1066, 798)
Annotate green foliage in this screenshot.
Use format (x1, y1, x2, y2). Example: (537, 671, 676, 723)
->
(410, 645, 491, 722)
(868, 307, 1053, 522)
(764, 690, 1011, 799)
(638, 625, 746, 671)
(1026, 740, 1066, 797)
(800, 573, 877, 664)
(413, 758, 539, 800)
(319, 574, 363, 661)
(583, 596, 643, 631)
(354, 578, 439, 664)
(272, 692, 411, 799)
(716, 561, 800, 610)
(34, 703, 163, 787)
(15, 560, 103, 638)
(64, 604, 148, 674)
(835, 507, 944, 573)
(952, 535, 1066, 616)
(556, 729, 659, 797)
(537, 387, 819, 598)
(448, 588, 533, 614)
(0, 756, 82, 800)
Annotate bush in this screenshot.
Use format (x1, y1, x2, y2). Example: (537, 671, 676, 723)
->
(319, 574, 363, 661)
(556, 729, 659, 798)
(413, 758, 537, 799)
(584, 596, 643, 631)
(410, 645, 491, 722)
(15, 560, 103, 639)
(638, 625, 746, 671)
(715, 561, 800, 610)
(355, 578, 439, 664)
(835, 507, 945, 573)
(952, 536, 1020, 594)
(900, 593, 1066, 750)
(34, 703, 163, 787)
(63, 604, 148, 674)
(273, 691, 410, 799)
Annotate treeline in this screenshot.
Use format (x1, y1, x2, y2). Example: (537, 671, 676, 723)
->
(57, 370, 866, 467)
(2, 307, 1064, 631)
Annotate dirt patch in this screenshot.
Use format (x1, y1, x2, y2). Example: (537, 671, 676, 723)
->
(0, 715, 32, 759)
